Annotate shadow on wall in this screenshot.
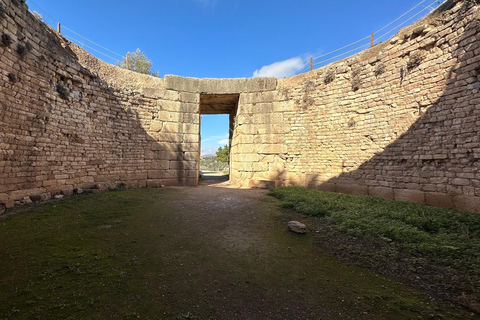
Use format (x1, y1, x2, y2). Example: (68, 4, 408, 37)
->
(321, 3, 480, 213)
(0, 7, 193, 208)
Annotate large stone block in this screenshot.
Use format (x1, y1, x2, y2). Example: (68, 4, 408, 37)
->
(249, 179, 275, 189)
(453, 196, 480, 213)
(336, 183, 368, 195)
(369, 186, 394, 199)
(425, 192, 455, 209)
(246, 78, 277, 92)
(164, 75, 200, 92)
(199, 78, 247, 94)
(394, 189, 425, 204)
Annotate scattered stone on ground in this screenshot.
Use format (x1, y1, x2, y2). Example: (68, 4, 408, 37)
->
(54, 195, 64, 199)
(288, 221, 307, 234)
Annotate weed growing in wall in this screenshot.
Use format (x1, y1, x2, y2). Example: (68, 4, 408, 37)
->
(0, 3, 5, 22)
(7, 73, 17, 83)
(16, 42, 30, 57)
(351, 66, 363, 91)
(1, 33, 12, 47)
(324, 69, 335, 85)
(407, 51, 426, 71)
(375, 63, 386, 77)
(56, 84, 69, 100)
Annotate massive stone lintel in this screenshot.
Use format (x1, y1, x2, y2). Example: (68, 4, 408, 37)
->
(165, 75, 277, 94)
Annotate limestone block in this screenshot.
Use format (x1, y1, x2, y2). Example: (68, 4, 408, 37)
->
(425, 192, 455, 209)
(199, 78, 247, 94)
(150, 160, 170, 170)
(147, 170, 165, 179)
(316, 183, 337, 192)
(156, 111, 182, 122)
(453, 196, 480, 213)
(164, 75, 200, 92)
(246, 78, 277, 92)
(180, 92, 199, 103)
(248, 179, 275, 189)
(150, 120, 163, 132)
(368, 186, 394, 199)
(336, 183, 368, 195)
(141, 87, 164, 99)
(394, 189, 425, 204)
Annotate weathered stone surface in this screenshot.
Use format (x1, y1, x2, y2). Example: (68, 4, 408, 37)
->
(425, 193, 455, 209)
(248, 179, 275, 189)
(369, 187, 394, 200)
(288, 221, 307, 234)
(394, 189, 425, 204)
(1, 0, 479, 215)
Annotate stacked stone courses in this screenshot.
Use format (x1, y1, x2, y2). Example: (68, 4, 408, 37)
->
(1, 0, 480, 213)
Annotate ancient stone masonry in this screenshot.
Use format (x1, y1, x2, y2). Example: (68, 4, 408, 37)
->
(1, 0, 480, 214)
(232, 0, 480, 213)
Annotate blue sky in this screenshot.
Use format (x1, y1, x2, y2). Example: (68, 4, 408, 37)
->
(25, 0, 442, 155)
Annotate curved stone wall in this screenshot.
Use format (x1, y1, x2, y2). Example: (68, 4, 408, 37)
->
(231, 0, 480, 212)
(1, 0, 479, 213)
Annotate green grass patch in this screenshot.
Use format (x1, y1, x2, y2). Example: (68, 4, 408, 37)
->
(268, 186, 480, 272)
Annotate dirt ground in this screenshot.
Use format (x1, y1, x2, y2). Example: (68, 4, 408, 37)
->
(0, 184, 477, 319)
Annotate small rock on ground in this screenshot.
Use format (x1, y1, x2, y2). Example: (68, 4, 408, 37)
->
(288, 221, 307, 234)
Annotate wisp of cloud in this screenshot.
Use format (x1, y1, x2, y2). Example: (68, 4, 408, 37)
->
(253, 57, 307, 78)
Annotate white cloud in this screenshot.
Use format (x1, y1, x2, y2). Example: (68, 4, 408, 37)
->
(218, 138, 229, 145)
(253, 57, 307, 78)
(201, 134, 228, 143)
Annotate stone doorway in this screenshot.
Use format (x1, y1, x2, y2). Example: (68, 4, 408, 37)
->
(199, 94, 240, 184)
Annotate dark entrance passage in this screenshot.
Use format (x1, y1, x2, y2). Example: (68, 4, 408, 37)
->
(199, 94, 239, 184)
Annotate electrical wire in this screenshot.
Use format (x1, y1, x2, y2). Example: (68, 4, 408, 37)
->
(62, 26, 124, 58)
(373, 0, 428, 34)
(311, 0, 442, 63)
(312, 43, 370, 67)
(375, 0, 440, 42)
(63, 34, 118, 62)
(27, 0, 124, 60)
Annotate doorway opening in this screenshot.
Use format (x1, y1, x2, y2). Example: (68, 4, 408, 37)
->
(199, 94, 239, 184)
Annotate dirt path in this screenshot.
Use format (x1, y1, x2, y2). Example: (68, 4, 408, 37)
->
(0, 184, 475, 319)
(134, 184, 472, 319)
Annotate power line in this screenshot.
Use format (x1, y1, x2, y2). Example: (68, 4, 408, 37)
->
(312, 0, 442, 63)
(62, 26, 124, 58)
(373, 0, 428, 35)
(27, 0, 124, 60)
(312, 43, 370, 67)
(375, 0, 440, 42)
(63, 34, 118, 62)
(28, 0, 58, 24)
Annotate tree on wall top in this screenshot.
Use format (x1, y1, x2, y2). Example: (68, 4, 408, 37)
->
(216, 145, 230, 163)
(117, 48, 160, 77)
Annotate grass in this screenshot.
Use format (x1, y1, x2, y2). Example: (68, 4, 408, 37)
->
(0, 187, 476, 319)
(268, 187, 480, 272)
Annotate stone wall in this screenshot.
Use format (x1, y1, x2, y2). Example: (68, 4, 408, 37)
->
(232, 0, 480, 213)
(1, 0, 480, 214)
(0, 0, 200, 209)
